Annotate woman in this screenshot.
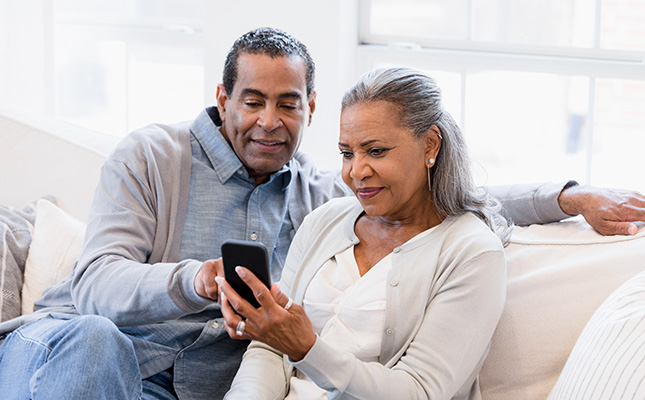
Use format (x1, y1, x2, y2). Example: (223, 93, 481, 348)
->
(217, 67, 512, 399)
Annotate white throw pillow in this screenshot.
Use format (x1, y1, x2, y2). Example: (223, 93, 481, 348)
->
(480, 218, 645, 400)
(21, 199, 86, 314)
(547, 270, 645, 400)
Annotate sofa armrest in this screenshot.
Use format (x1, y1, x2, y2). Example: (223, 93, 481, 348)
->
(0, 104, 119, 222)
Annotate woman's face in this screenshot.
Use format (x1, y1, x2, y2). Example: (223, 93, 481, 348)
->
(339, 101, 440, 221)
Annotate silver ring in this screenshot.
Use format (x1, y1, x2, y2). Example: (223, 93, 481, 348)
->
(235, 320, 246, 336)
(284, 297, 293, 311)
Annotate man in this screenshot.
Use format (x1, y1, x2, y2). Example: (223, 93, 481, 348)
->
(0, 27, 643, 399)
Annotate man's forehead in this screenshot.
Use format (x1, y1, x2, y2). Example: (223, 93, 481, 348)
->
(234, 53, 307, 98)
(240, 88, 303, 100)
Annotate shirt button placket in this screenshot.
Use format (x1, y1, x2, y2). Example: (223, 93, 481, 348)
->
(248, 186, 261, 242)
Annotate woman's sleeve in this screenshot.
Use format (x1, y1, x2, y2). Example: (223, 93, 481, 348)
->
(290, 249, 507, 400)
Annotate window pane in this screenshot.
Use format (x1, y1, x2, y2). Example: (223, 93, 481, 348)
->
(55, 31, 128, 136)
(471, 0, 595, 48)
(366, 0, 597, 48)
(55, 0, 203, 24)
(128, 44, 204, 130)
(54, 26, 204, 137)
(464, 71, 589, 186)
(368, 0, 468, 40)
(600, 0, 645, 51)
(52, 0, 204, 137)
(592, 79, 645, 193)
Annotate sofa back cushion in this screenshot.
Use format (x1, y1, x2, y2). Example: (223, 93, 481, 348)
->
(480, 218, 645, 400)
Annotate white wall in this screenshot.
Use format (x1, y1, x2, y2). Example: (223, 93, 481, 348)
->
(204, 0, 360, 171)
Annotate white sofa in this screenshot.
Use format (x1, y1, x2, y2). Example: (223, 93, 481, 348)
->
(1, 105, 645, 399)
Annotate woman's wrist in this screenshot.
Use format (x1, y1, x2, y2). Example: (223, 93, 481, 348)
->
(287, 331, 317, 362)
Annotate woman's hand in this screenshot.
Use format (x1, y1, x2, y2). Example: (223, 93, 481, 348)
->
(216, 267, 316, 361)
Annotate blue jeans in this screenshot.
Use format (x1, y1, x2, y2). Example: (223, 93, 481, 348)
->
(0, 314, 176, 399)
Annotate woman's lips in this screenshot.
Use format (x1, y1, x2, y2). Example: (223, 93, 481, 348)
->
(356, 187, 382, 199)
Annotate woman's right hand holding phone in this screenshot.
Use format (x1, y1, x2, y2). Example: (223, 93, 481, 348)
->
(216, 267, 316, 362)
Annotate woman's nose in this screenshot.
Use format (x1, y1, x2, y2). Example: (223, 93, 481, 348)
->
(349, 155, 373, 181)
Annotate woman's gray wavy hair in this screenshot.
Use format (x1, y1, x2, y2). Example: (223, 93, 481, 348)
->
(341, 67, 513, 243)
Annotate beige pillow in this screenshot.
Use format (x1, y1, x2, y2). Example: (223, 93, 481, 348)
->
(21, 199, 86, 314)
(480, 218, 645, 400)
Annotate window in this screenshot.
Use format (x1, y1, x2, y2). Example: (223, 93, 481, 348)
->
(360, 0, 645, 191)
(0, 0, 205, 137)
(52, 0, 206, 136)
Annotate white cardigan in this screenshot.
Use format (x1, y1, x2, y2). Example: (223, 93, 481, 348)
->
(225, 196, 507, 400)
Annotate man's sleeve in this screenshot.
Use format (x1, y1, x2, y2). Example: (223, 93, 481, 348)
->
(487, 181, 578, 226)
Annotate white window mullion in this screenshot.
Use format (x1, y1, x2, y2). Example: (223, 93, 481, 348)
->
(585, 78, 596, 185)
(124, 43, 131, 133)
(459, 71, 467, 136)
(594, 0, 602, 49)
(359, 0, 372, 46)
(43, 0, 55, 118)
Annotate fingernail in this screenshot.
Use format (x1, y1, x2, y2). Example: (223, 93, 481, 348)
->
(235, 266, 245, 276)
(629, 225, 637, 235)
(215, 276, 224, 285)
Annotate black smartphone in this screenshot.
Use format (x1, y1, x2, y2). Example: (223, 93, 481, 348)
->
(221, 239, 271, 308)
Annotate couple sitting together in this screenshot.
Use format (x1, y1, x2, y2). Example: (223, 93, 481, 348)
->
(1, 27, 643, 400)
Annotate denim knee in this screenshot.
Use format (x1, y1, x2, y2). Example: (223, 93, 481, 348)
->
(0, 314, 142, 399)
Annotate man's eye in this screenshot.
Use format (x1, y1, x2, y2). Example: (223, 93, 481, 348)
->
(282, 104, 297, 110)
(245, 102, 261, 107)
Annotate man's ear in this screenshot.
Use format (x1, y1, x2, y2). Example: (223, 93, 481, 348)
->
(216, 84, 228, 122)
(307, 92, 317, 126)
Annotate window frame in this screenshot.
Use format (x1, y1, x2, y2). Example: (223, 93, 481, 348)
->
(358, 0, 645, 185)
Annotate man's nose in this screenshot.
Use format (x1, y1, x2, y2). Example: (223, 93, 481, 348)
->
(257, 107, 283, 132)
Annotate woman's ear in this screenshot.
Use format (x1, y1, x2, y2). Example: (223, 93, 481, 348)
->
(425, 125, 442, 166)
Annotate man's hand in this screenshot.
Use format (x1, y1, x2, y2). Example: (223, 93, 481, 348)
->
(559, 185, 645, 236)
(194, 258, 224, 300)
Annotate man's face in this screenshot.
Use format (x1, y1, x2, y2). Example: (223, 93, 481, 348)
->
(217, 53, 316, 184)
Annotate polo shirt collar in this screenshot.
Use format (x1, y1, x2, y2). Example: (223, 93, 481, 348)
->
(190, 107, 292, 189)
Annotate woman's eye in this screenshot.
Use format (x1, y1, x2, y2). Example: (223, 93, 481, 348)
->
(339, 151, 353, 159)
(368, 148, 388, 156)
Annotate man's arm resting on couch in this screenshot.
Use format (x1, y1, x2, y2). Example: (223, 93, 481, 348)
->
(558, 184, 645, 236)
(489, 181, 645, 236)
